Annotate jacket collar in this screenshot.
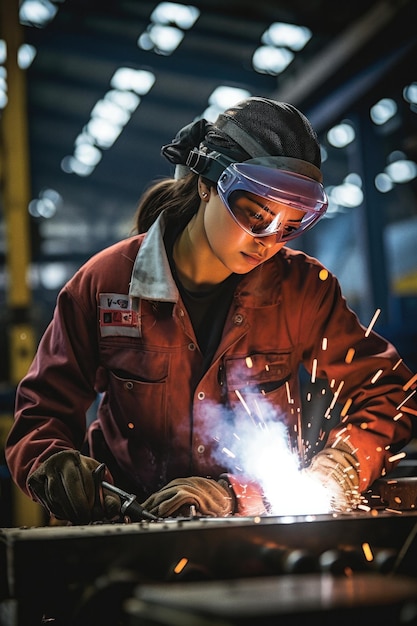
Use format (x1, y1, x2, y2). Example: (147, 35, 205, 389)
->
(129, 211, 283, 306)
(129, 212, 179, 302)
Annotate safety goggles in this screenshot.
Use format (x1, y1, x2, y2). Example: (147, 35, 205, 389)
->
(217, 162, 328, 240)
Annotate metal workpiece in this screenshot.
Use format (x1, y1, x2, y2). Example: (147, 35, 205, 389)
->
(1, 507, 417, 625)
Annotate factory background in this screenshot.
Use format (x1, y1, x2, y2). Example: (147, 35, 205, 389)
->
(0, 0, 416, 527)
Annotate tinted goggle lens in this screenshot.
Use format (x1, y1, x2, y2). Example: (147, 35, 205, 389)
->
(217, 163, 328, 240)
(227, 191, 315, 239)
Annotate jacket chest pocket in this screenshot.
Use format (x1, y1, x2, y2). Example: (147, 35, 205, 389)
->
(103, 349, 170, 443)
(223, 352, 297, 426)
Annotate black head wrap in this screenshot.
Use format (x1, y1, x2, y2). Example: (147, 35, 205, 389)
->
(161, 97, 321, 179)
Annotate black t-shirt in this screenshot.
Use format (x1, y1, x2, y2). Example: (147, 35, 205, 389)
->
(165, 221, 242, 366)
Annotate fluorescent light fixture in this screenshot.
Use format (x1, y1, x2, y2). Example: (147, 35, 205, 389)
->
(150, 2, 200, 29)
(370, 98, 397, 125)
(18, 44, 37, 69)
(403, 82, 417, 104)
(375, 172, 394, 193)
(262, 22, 312, 51)
(252, 45, 294, 76)
(138, 3, 199, 54)
(139, 24, 184, 55)
(19, 0, 59, 28)
(110, 68, 155, 95)
(327, 122, 356, 148)
(202, 86, 252, 121)
(385, 159, 417, 184)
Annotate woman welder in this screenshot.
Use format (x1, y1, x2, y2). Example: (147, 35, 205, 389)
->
(5, 97, 417, 524)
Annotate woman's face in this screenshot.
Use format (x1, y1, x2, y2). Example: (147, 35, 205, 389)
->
(202, 188, 300, 274)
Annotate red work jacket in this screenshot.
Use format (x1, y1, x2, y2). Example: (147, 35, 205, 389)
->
(6, 213, 417, 505)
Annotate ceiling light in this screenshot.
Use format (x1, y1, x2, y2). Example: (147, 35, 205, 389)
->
(370, 98, 397, 125)
(19, 0, 59, 28)
(403, 82, 417, 105)
(139, 24, 184, 55)
(252, 46, 294, 76)
(150, 3, 200, 29)
(375, 172, 394, 193)
(202, 86, 252, 121)
(110, 68, 155, 95)
(385, 159, 417, 183)
(18, 44, 37, 69)
(262, 22, 311, 51)
(327, 122, 356, 148)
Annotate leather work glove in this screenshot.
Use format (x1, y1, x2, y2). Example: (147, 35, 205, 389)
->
(141, 476, 236, 518)
(28, 450, 120, 524)
(306, 445, 361, 512)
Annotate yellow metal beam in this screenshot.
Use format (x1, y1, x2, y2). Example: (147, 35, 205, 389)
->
(1, 0, 37, 380)
(0, 0, 43, 526)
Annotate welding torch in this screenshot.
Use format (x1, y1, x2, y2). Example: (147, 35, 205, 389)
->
(93, 463, 159, 522)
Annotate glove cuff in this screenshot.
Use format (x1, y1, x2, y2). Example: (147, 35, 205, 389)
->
(221, 473, 267, 516)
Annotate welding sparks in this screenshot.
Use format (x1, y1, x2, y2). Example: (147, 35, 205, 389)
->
(324, 380, 344, 417)
(345, 348, 355, 364)
(370, 369, 383, 384)
(173, 558, 188, 574)
(362, 542, 373, 562)
(365, 308, 381, 337)
(388, 451, 407, 463)
(311, 359, 318, 384)
(404, 372, 417, 391)
(234, 389, 251, 417)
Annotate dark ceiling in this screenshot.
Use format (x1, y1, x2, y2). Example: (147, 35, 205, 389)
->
(3, 0, 417, 263)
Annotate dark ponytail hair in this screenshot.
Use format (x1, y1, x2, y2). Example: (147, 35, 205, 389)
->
(134, 173, 201, 234)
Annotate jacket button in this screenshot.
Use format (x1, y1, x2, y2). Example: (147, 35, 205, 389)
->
(197, 391, 205, 400)
(234, 313, 244, 325)
(125, 381, 133, 390)
(197, 445, 205, 454)
(188, 342, 196, 351)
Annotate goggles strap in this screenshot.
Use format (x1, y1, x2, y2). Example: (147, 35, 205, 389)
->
(186, 148, 235, 181)
(247, 155, 323, 183)
(215, 118, 271, 158)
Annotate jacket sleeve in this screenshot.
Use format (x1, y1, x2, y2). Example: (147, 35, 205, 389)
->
(5, 283, 100, 498)
(295, 262, 417, 492)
